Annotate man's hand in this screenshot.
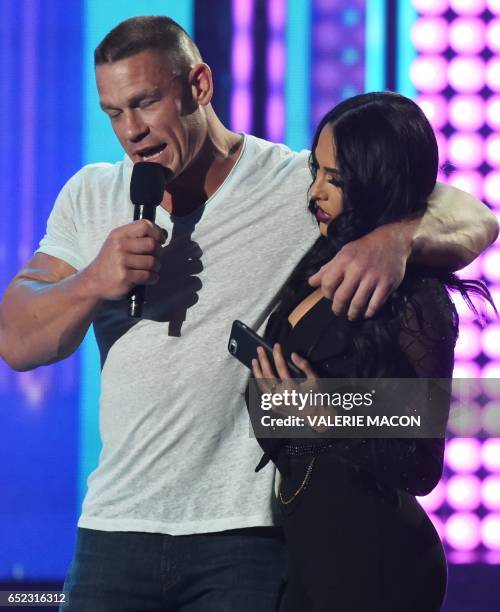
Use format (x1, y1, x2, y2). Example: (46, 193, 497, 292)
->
(83, 219, 167, 301)
(309, 221, 414, 320)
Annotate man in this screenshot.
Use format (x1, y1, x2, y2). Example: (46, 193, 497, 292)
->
(0, 15, 497, 612)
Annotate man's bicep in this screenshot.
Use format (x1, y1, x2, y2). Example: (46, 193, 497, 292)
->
(9, 252, 77, 288)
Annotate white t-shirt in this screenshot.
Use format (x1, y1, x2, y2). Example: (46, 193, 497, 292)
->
(36, 134, 319, 534)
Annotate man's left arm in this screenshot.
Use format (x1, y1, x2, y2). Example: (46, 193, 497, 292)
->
(309, 183, 499, 320)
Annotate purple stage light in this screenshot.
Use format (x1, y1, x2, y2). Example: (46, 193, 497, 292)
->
(450, 0, 487, 14)
(448, 132, 484, 168)
(449, 57, 486, 93)
(484, 172, 500, 208)
(435, 131, 448, 164)
(481, 514, 500, 550)
(486, 19, 500, 53)
(446, 438, 482, 473)
(428, 513, 445, 540)
(449, 95, 485, 131)
(449, 18, 486, 54)
(455, 323, 482, 360)
(410, 56, 448, 93)
(482, 247, 500, 282)
(447, 170, 483, 200)
(487, 0, 500, 14)
(453, 361, 482, 378)
(482, 439, 500, 471)
(233, 0, 253, 27)
(486, 96, 500, 129)
(268, 39, 285, 86)
(482, 401, 500, 436)
(231, 0, 254, 133)
(265, 0, 285, 143)
(483, 477, 500, 511)
(481, 324, 500, 359)
(412, 0, 449, 14)
(411, 18, 449, 53)
(417, 480, 446, 511)
(445, 513, 482, 551)
(417, 95, 448, 129)
(485, 134, 500, 167)
(486, 58, 500, 92)
(449, 402, 482, 437)
(447, 475, 482, 511)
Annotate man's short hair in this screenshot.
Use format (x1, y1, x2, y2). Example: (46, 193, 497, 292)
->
(94, 15, 202, 74)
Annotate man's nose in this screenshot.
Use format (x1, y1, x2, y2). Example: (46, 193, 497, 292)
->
(124, 110, 149, 143)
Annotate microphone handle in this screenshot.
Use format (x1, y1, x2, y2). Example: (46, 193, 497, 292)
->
(128, 203, 157, 318)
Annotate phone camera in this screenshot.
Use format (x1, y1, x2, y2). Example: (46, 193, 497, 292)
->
(228, 339, 238, 354)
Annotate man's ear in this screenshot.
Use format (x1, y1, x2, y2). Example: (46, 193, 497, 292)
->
(188, 63, 213, 107)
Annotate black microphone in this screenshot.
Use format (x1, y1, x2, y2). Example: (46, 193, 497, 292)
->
(128, 162, 173, 318)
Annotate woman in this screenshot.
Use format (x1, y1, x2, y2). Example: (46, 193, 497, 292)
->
(248, 92, 494, 612)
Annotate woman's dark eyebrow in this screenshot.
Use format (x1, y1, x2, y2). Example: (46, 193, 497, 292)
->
(323, 166, 341, 174)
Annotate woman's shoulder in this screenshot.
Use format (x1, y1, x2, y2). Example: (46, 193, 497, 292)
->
(392, 270, 459, 345)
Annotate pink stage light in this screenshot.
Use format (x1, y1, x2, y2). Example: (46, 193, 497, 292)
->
(448, 401, 482, 437)
(486, 96, 500, 129)
(481, 514, 500, 550)
(486, 58, 500, 92)
(417, 480, 446, 511)
(449, 18, 486, 54)
(449, 95, 485, 131)
(482, 439, 500, 471)
(417, 95, 448, 129)
(410, 56, 448, 93)
(485, 134, 500, 167)
(483, 401, 500, 436)
(455, 323, 481, 359)
(481, 324, 500, 359)
(484, 172, 500, 208)
(435, 131, 448, 164)
(445, 513, 481, 551)
(457, 256, 482, 279)
(412, 0, 449, 14)
(487, 0, 500, 14)
(450, 0, 487, 14)
(452, 290, 477, 321)
(482, 363, 500, 383)
(448, 133, 484, 168)
(447, 170, 483, 200)
(448, 57, 486, 93)
(482, 476, 500, 510)
(427, 514, 445, 540)
(411, 18, 449, 54)
(446, 475, 482, 511)
(486, 18, 500, 53)
(482, 247, 500, 282)
(445, 438, 482, 473)
(453, 361, 481, 379)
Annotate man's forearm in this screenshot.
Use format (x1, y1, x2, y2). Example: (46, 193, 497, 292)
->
(409, 182, 499, 270)
(0, 269, 103, 371)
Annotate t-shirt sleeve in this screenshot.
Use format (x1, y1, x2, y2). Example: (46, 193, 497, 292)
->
(34, 173, 85, 271)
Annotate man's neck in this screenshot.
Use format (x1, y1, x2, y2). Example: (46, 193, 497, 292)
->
(161, 120, 243, 216)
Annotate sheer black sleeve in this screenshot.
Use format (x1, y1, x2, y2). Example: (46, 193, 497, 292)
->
(328, 278, 458, 496)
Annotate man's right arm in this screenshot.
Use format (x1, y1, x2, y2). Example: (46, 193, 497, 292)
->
(0, 219, 165, 371)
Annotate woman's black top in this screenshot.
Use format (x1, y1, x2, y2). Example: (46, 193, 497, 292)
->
(248, 273, 458, 497)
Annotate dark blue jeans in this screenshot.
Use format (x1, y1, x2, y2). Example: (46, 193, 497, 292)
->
(61, 527, 286, 612)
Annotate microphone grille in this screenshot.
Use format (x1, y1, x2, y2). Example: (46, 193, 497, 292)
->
(130, 162, 167, 206)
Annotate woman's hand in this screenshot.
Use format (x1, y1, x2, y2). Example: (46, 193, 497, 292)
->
(251, 344, 319, 417)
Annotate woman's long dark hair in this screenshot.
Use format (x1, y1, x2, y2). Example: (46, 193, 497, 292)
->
(274, 92, 495, 375)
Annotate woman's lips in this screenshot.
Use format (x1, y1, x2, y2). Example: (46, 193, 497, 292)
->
(315, 206, 332, 224)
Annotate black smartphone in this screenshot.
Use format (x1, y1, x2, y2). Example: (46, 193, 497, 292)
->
(228, 320, 303, 378)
